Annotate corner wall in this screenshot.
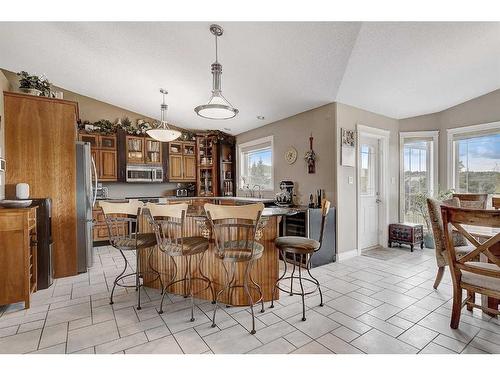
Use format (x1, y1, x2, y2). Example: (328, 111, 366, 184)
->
(0, 70, 11, 199)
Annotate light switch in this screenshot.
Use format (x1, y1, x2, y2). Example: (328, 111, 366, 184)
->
(348, 176, 354, 184)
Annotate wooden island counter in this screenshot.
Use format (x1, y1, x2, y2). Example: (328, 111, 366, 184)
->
(137, 200, 299, 306)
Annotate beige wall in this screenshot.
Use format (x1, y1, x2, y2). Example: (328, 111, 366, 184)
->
(335, 102, 400, 254)
(1, 69, 178, 198)
(0, 70, 11, 199)
(236, 104, 336, 206)
(400, 89, 500, 190)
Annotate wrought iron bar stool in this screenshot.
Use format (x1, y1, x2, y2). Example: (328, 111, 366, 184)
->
(99, 200, 161, 310)
(205, 203, 266, 334)
(271, 200, 331, 321)
(145, 203, 215, 322)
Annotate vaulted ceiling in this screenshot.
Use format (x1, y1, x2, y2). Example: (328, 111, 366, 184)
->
(0, 22, 499, 134)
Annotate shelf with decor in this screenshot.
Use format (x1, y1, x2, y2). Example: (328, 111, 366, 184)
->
(196, 134, 218, 196)
(218, 136, 236, 197)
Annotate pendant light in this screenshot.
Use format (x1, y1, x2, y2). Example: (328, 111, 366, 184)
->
(194, 24, 239, 120)
(147, 89, 181, 142)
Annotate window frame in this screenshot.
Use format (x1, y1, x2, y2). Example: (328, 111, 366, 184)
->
(447, 121, 500, 192)
(399, 130, 439, 222)
(237, 135, 274, 193)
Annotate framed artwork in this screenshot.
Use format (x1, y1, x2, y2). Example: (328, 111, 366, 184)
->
(341, 128, 356, 167)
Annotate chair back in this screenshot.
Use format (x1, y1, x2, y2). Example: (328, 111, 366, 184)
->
(144, 202, 188, 254)
(99, 200, 144, 245)
(452, 193, 488, 209)
(441, 206, 500, 288)
(318, 199, 331, 246)
(204, 203, 264, 259)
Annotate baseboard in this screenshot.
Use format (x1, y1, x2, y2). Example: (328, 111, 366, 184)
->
(337, 248, 359, 261)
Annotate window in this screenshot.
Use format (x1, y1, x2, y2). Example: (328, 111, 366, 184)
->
(360, 144, 376, 196)
(238, 136, 273, 191)
(448, 122, 500, 195)
(400, 131, 438, 223)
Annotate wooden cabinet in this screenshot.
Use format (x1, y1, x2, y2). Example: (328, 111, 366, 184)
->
(168, 141, 196, 182)
(196, 135, 218, 196)
(5, 92, 79, 278)
(0, 207, 37, 309)
(218, 138, 236, 197)
(78, 132, 118, 182)
(125, 136, 162, 165)
(92, 206, 128, 243)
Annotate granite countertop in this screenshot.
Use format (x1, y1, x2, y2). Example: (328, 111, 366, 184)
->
(184, 205, 300, 218)
(165, 196, 275, 203)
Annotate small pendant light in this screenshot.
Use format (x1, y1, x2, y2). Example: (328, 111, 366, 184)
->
(147, 89, 181, 142)
(194, 24, 239, 120)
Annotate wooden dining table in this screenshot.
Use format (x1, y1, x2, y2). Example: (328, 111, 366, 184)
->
(463, 224, 500, 313)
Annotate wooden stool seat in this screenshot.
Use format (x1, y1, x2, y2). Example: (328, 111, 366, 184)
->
(114, 233, 157, 250)
(158, 236, 209, 256)
(275, 236, 320, 253)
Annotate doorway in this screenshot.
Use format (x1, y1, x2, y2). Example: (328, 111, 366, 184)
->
(357, 125, 390, 252)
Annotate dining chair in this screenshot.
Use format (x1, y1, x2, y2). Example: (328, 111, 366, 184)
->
(452, 193, 488, 209)
(441, 205, 500, 328)
(492, 197, 500, 210)
(271, 199, 330, 321)
(204, 203, 265, 334)
(99, 200, 159, 310)
(427, 198, 474, 289)
(145, 202, 214, 322)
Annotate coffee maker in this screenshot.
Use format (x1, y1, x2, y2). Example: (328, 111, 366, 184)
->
(275, 180, 295, 207)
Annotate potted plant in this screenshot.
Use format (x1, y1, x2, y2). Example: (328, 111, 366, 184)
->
(410, 189, 454, 248)
(17, 71, 51, 97)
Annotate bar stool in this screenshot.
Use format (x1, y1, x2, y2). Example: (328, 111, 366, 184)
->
(99, 200, 161, 310)
(271, 199, 331, 321)
(145, 203, 215, 322)
(205, 203, 265, 334)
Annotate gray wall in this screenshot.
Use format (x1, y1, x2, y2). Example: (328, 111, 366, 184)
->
(236, 104, 336, 206)
(0, 71, 11, 199)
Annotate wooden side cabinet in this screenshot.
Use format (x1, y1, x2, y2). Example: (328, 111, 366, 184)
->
(168, 141, 196, 182)
(78, 132, 118, 181)
(0, 207, 37, 309)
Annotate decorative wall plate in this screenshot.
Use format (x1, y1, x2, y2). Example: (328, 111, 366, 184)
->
(285, 147, 298, 164)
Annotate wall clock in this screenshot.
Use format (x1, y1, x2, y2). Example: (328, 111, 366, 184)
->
(285, 147, 298, 164)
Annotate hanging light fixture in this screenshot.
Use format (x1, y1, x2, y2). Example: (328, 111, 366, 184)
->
(194, 24, 239, 120)
(147, 89, 181, 142)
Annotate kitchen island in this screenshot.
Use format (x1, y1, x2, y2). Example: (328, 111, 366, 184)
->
(137, 201, 299, 305)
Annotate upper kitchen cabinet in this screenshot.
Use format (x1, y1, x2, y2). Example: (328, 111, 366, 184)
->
(167, 141, 196, 182)
(77, 132, 118, 181)
(196, 134, 218, 196)
(125, 135, 162, 165)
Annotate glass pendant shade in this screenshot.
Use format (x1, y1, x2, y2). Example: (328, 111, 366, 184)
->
(147, 90, 181, 142)
(194, 24, 238, 120)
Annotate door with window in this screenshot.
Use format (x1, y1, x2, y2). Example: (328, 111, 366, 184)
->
(359, 136, 380, 249)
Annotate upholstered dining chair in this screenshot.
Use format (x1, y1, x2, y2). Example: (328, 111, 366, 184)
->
(145, 202, 214, 322)
(271, 199, 330, 321)
(441, 205, 500, 328)
(453, 193, 488, 209)
(99, 200, 159, 310)
(204, 203, 265, 334)
(427, 198, 474, 289)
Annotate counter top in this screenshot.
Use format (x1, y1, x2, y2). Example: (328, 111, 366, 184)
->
(163, 196, 276, 203)
(184, 205, 300, 218)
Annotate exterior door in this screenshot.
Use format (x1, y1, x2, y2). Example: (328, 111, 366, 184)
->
(359, 136, 380, 249)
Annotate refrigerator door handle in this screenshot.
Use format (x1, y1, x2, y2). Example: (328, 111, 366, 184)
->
(91, 156, 98, 207)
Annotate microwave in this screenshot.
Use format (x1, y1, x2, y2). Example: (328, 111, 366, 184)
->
(126, 165, 163, 183)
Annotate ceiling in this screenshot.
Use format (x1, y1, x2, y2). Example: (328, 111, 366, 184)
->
(0, 22, 498, 134)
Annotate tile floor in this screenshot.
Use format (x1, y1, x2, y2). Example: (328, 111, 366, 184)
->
(0, 245, 499, 354)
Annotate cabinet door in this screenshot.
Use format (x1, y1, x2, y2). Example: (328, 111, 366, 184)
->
(99, 150, 117, 181)
(126, 136, 144, 164)
(145, 138, 162, 164)
(78, 133, 98, 148)
(169, 154, 183, 180)
(183, 155, 196, 181)
(99, 135, 116, 150)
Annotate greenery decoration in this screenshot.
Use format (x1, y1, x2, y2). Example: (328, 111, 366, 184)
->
(180, 130, 196, 141)
(17, 71, 51, 96)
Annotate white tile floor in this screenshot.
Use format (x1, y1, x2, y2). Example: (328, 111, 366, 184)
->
(0, 245, 499, 354)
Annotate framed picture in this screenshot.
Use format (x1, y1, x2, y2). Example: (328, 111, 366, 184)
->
(341, 128, 356, 167)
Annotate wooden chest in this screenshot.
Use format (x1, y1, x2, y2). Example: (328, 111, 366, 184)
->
(388, 223, 423, 252)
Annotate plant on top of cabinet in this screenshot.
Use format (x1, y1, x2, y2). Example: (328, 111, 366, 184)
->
(17, 71, 51, 97)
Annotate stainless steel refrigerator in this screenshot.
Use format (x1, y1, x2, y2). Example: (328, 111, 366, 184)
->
(76, 142, 97, 272)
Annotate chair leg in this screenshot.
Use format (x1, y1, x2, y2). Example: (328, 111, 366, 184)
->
(159, 257, 177, 315)
(110, 248, 128, 305)
(148, 247, 164, 294)
(187, 255, 195, 322)
(243, 261, 256, 334)
(135, 250, 143, 310)
(249, 263, 264, 313)
(290, 256, 296, 296)
(226, 263, 236, 308)
(467, 290, 475, 312)
(298, 254, 306, 321)
(450, 287, 462, 329)
(433, 266, 445, 289)
(212, 262, 231, 328)
(306, 254, 323, 307)
(198, 251, 216, 304)
(271, 249, 288, 308)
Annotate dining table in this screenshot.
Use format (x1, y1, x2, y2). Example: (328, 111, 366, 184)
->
(463, 224, 500, 314)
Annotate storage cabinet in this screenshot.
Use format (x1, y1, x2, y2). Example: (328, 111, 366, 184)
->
(0, 207, 37, 309)
(125, 136, 162, 165)
(78, 132, 118, 182)
(196, 135, 218, 196)
(168, 141, 196, 182)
